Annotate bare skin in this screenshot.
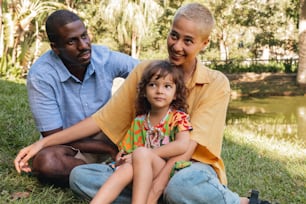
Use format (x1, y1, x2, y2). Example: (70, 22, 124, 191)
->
(15, 117, 119, 186)
(32, 128, 118, 187)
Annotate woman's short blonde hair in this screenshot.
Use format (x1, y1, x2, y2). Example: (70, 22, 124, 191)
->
(173, 3, 215, 40)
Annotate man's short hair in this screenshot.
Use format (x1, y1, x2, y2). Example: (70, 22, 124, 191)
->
(45, 10, 81, 43)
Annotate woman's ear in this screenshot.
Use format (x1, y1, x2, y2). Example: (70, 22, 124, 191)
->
(201, 38, 210, 51)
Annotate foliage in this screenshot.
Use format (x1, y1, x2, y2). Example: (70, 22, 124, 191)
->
(208, 58, 298, 74)
(96, 0, 163, 58)
(139, 0, 183, 60)
(0, 0, 300, 78)
(0, 0, 66, 78)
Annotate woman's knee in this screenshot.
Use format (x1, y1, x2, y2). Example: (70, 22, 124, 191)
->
(164, 163, 240, 204)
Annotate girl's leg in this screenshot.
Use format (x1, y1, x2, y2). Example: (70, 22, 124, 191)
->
(90, 163, 133, 204)
(132, 147, 166, 204)
(70, 164, 132, 204)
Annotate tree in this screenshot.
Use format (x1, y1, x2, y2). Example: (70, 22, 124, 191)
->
(98, 0, 162, 58)
(297, 0, 306, 86)
(0, 0, 64, 77)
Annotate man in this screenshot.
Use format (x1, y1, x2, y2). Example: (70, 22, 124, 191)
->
(25, 10, 138, 187)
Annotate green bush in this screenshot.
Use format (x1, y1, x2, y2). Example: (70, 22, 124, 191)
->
(205, 58, 298, 74)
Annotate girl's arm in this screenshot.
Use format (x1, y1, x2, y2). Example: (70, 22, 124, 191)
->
(152, 130, 190, 159)
(14, 117, 100, 173)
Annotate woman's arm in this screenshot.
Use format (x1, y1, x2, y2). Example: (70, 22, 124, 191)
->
(14, 117, 100, 173)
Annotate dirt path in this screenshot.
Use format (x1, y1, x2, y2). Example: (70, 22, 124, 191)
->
(226, 73, 306, 98)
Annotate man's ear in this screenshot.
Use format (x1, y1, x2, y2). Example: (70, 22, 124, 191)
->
(50, 42, 60, 55)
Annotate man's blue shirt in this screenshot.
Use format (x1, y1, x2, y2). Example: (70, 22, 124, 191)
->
(27, 45, 139, 132)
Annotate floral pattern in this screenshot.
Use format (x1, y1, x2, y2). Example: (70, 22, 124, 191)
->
(119, 109, 193, 153)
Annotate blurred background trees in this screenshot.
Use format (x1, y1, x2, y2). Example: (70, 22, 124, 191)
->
(0, 0, 301, 79)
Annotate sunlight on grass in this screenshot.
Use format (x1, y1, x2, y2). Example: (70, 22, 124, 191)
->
(224, 119, 306, 203)
(225, 124, 305, 159)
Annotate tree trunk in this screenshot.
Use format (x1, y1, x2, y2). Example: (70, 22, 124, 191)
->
(0, 0, 3, 57)
(297, 0, 306, 87)
(131, 31, 138, 58)
(219, 32, 228, 61)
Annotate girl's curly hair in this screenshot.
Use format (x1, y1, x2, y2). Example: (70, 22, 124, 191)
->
(136, 60, 189, 115)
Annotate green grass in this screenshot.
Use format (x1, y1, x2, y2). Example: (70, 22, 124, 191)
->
(223, 119, 305, 203)
(0, 79, 86, 204)
(0, 78, 305, 203)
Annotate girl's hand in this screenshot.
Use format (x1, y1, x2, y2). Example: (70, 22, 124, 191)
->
(115, 153, 132, 167)
(115, 150, 125, 161)
(14, 141, 44, 173)
(121, 154, 132, 164)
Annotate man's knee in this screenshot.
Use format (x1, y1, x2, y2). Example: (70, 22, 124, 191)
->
(33, 147, 58, 174)
(32, 146, 83, 187)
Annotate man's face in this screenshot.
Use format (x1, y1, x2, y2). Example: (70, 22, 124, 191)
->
(52, 20, 91, 69)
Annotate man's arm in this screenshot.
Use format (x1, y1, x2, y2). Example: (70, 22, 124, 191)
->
(42, 128, 118, 156)
(147, 140, 198, 203)
(15, 117, 101, 173)
(41, 128, 62, 137)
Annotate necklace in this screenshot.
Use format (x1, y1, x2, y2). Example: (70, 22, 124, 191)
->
(145, 108, 171, 148)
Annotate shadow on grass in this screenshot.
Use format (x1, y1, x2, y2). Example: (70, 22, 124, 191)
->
(222, 134, 306, 204)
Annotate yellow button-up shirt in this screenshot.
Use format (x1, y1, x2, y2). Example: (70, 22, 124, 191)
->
(92, 59, 231, 185)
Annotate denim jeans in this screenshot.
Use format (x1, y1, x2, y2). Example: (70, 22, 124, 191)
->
(69, 162, 240, 204)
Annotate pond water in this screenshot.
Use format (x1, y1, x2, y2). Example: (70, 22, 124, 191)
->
(228, 96, 306, 145)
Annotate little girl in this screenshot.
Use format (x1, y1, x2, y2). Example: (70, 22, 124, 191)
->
(90, 60, 193, 204)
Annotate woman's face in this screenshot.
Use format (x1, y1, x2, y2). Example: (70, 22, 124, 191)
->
(167, 17, 208, 69)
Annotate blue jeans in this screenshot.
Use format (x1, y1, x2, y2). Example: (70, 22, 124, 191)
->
(69, 162, 240, 204)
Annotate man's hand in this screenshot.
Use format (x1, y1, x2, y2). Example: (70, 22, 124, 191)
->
(14, 141, 44, 173)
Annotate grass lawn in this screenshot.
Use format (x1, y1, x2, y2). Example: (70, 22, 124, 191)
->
(0, 78, 305, 203)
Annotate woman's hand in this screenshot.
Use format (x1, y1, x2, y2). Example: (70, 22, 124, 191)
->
(14, 140, 44, 173)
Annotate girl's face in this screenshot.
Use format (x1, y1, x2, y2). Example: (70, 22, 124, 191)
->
(145, 73, 176, 111)
(167, 17, 208, 69)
